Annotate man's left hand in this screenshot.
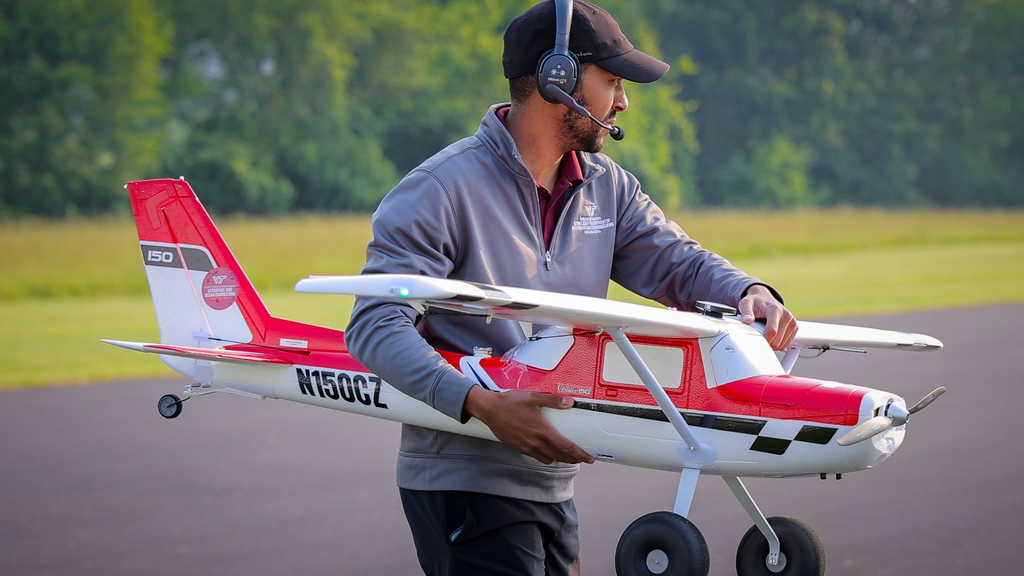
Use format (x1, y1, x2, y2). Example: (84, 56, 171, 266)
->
(738, 285, 798, 350)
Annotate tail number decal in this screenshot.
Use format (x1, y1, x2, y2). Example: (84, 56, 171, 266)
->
(139, 244, 214, 271)
(296, 368, 388, 409)
(147, 250, 175, 263)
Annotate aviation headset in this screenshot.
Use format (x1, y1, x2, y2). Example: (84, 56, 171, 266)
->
(535, 0, 580, 103)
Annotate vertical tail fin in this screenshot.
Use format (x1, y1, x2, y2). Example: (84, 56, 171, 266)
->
(128, 178, 344, 377)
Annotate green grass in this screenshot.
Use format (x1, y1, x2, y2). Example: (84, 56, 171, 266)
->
(2, 208, 1023, 389)
(606, 241, 1024, 316)
(675, 208, 1024, 259)
(733, 242, 1024, 317)
(0, 214, 373, 299)
(0, 292, 357, 387)
(3, 208, 1023, 299)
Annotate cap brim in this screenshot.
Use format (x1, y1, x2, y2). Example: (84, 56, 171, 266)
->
(593, 49, 670, 84)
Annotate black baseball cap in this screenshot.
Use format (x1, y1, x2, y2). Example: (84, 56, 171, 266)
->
(502, 0, 670, 83)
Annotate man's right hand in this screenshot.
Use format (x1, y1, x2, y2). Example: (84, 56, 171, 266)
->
(464, 386, 595, 465)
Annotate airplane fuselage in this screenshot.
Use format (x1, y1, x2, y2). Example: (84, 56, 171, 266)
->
(205, 325, 906, 479)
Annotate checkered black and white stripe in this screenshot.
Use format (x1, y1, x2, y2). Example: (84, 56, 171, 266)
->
(573, 400, 838, 456)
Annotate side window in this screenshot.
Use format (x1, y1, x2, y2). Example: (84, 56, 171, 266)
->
(602, 341, 684, 389)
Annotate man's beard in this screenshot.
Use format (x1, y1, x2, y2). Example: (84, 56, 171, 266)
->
(557, 93, 613, 153)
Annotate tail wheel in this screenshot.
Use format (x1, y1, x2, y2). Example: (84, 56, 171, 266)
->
(615, 511, 710, 576)
(735, 516, 824, 576)
(158, 394, 183, 419)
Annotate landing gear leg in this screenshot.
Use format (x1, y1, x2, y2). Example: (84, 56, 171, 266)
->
(158, 394, 185, 419)
(725, 476, 824, 576)
(673, 468, 701, 517)
(615, 511, 710, 576)
(735, 516, 824, 576)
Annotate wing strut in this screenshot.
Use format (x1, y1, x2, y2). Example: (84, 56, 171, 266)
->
(607, 327, 717, 464)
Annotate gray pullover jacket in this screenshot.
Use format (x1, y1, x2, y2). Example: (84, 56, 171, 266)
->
(345, 104, 779, 503)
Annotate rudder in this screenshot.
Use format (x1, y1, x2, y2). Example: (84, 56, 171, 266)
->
(128, 178, 273, 375)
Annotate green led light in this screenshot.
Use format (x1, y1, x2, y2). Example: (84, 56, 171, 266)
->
(397, 287, 411, 298)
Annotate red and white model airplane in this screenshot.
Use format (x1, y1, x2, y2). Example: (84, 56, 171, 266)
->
(105, 178, 944, 576)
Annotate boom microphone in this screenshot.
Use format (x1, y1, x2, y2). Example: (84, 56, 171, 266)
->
(543, 84, 625, 141)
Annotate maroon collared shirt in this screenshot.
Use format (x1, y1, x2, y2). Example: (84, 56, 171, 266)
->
(497, 107, 584, 250)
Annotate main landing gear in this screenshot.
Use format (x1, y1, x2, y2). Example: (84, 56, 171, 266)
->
(615, 512, 709, 576)
(614, 474, 825, 576)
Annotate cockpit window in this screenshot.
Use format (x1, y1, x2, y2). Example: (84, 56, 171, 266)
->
(708, 325, 785, 386)
(502, 326, 575, 370)
(602, 342, 684, 389)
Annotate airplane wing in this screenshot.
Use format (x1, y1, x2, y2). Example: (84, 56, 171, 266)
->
(295, 274, 723, 339)
(101, 340, 294, 365)
(790, 321, 943, 351)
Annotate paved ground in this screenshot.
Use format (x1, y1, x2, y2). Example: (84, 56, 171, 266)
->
(2, 304, 1022, 575)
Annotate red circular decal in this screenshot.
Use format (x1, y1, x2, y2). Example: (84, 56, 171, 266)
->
(202, 267, 240, 310)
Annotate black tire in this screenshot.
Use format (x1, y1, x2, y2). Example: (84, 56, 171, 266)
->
(158, 394, 182, 419)
(615, 511, 710, 576)
(735, 516, 824, 576)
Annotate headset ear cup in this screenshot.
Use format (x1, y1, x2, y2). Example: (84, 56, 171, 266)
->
(536, 49, 580, 103)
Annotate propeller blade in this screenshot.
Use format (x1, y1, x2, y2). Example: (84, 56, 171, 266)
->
(839, 388, 946, 447)
(908, 386, 946, 414)
(837, 416, 893, 446)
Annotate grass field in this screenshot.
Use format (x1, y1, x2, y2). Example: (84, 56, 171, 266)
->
(2, 208, 1022, 388)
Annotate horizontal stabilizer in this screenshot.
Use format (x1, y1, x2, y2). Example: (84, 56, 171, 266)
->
(101, 340, 293, 365)
(296, 274, 723, 339)
(792, 321, 943, 352)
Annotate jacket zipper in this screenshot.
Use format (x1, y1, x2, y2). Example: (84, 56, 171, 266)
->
(545, 203, 572, 271)
(543, 166, 602, 271)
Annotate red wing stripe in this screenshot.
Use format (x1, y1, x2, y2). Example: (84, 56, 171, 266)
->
(141, 344, 293, 365)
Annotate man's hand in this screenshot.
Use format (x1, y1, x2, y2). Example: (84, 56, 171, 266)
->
(738, 285, 798, 350)
(464, 386, 595, 465)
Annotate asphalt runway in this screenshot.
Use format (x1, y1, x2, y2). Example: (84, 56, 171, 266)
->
(2, 304, 1022, 575)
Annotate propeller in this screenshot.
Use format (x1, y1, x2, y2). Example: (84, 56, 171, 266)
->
(836, 415, 892, 446)
(837, 387, 946, 447)
(908, 386, 946, 414)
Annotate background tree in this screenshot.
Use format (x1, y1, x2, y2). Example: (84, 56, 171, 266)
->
(0, 0, 171, 217)
(640, 0, 1023, 207)
(1, 0, 1021, 216)
(151, 0, 698, 214)
(155, 0, 400, 214)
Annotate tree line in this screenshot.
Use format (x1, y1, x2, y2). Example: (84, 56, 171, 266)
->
(2, 0, 1020, 217)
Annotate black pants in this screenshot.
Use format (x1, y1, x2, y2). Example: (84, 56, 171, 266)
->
(400, 489, 579, 576)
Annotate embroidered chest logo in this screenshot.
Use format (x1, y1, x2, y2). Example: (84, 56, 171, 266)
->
(573, 203, 614, 235)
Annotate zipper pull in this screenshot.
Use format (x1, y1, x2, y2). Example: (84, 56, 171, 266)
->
(545, 250, 552, 271)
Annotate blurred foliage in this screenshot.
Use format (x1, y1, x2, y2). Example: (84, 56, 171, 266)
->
(715, 134, 825, 207)
(1, 0, 1021, 216)
(649, 0, 1024, 207)
(0, 0, 171, 217)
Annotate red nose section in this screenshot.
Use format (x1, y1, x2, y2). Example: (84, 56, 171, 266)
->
(716, 375, 865, 426)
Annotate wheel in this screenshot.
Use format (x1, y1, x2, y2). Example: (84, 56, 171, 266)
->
(615, 511, 710, 576)
(158, 394, 183, 419)
(735, 516, 824, 576)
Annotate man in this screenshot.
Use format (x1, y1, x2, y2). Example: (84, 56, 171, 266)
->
(345, 1, 798, 574)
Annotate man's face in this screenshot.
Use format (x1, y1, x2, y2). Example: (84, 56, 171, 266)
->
(557, 65, 628, 153)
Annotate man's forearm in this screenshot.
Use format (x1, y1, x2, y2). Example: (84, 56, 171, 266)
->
(346, 298, 476, 421)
